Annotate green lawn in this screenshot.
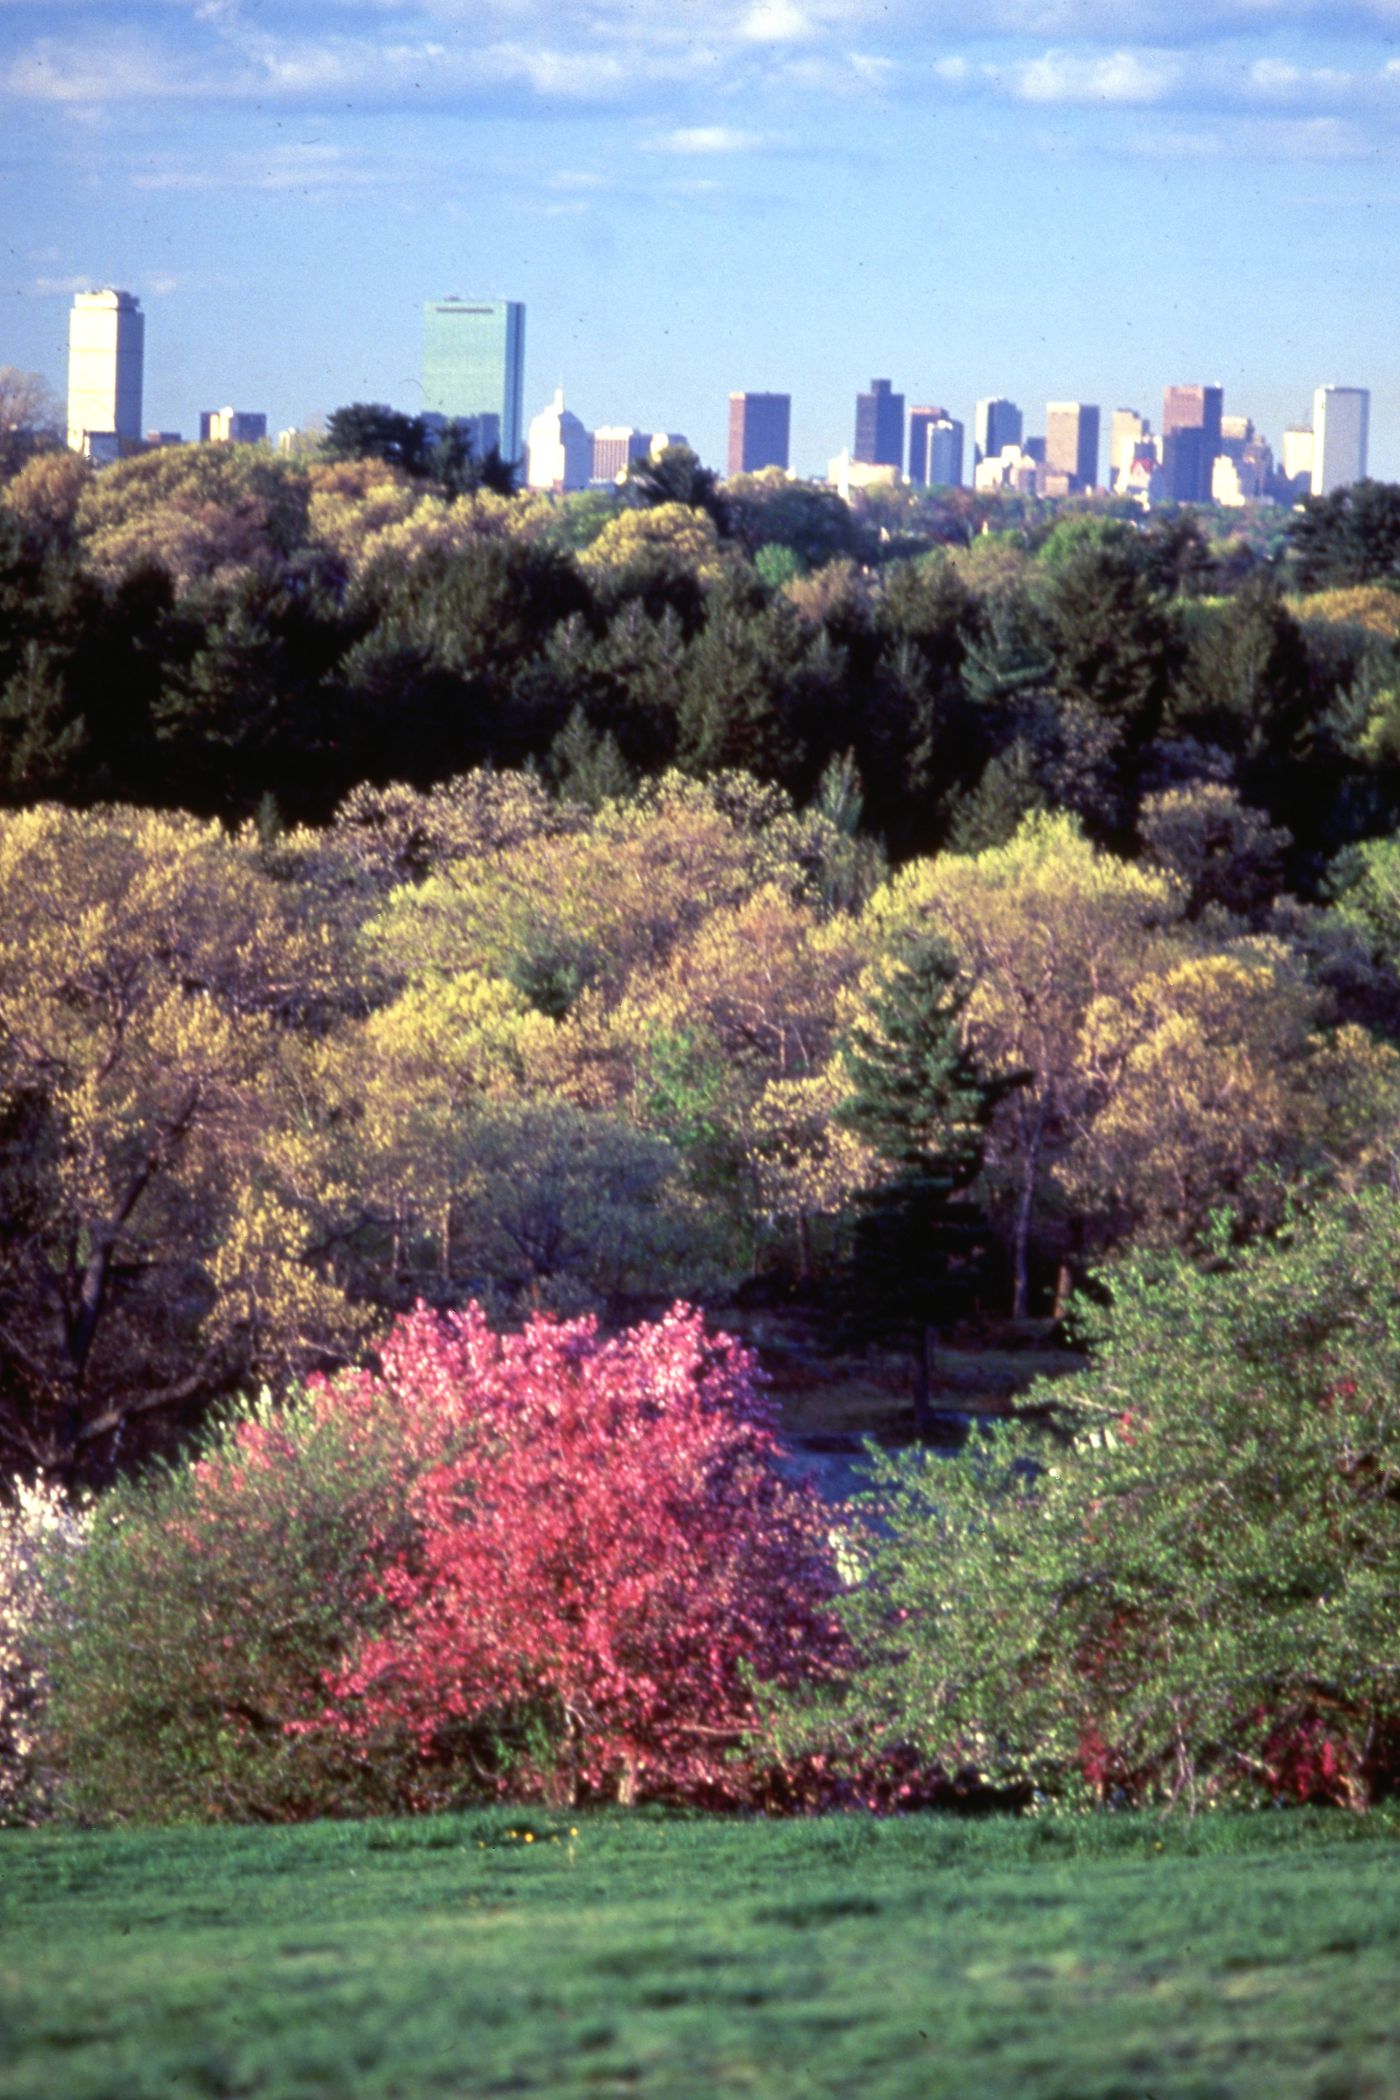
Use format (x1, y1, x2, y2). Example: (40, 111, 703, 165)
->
(3, 1808, 1398, 2100)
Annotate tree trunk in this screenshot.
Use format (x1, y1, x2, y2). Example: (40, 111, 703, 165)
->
(912, 1323, 934, 1435)
(1012, 1104, 1047, 1321)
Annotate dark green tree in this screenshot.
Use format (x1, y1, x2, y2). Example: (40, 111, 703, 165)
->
(423, 420, 517, 498)
(624, 444, 729, 534)
(323, 403, 434, 477)
(674, 574, 837, 788)
(1042, 540, 1179, 751)
(1289, 480, 1400, 591)
(836, 933, 1023, 1429)
(547, 705, 635, 809)
(725, 476, 866, 568)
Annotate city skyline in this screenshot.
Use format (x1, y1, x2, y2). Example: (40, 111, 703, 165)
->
(7, 3, 1400, 476)
(53, 280, 1372, 502)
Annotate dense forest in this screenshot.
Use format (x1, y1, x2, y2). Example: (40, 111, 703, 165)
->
(3, 429, 1400, 1822)
(4, 431, 1400, 1485)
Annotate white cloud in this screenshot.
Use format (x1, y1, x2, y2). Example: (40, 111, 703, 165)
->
(645, 125, 769, 154)
(6, 0, 1400, 147)
(1246, 55, 1352, 96)
(1014, 47, 1182, 104)
(738, 0, 813, 41)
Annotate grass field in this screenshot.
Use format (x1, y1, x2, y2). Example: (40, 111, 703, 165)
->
(3, 1809, 1398, 2100)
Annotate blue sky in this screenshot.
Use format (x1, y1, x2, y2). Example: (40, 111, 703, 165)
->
(3, 0, 1399, 476)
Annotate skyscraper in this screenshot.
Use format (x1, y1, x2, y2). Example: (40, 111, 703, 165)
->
(1311, 386, 1369, 496)
(854, 379, 904, 469)
(1162, 383, 1223, 504)
(1045, 402, 1100, 492)
(525, 389, 591, 492)
(974, 397, 1022, 467)
(1281, 426, 1316, 494)
(908, 407, 963, 487)
(422, 298, 526, 463)
(727, 392, 791, 476)
(592, 426, 650, 482)
(1109, 409, 1150, 492)
(66, 289, 143, 456)
(200, 408, 267, 444)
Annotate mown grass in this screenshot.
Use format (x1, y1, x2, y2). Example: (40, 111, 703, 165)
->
(3, 1807, 1398, 2100)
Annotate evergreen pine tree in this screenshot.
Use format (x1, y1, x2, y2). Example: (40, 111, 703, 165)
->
(836, 931, 1022, 1429)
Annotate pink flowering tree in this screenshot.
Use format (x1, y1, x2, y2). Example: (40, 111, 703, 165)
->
(317, 1303, 849, 1806)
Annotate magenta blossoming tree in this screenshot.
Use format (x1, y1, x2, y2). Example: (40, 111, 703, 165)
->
(317, 1302, 849, 1806)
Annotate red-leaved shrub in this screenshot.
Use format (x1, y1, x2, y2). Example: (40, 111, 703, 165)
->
(313, 1302, 849, 1807)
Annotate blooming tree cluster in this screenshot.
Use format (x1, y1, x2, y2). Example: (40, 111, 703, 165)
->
(317, 1303, 848, 1806)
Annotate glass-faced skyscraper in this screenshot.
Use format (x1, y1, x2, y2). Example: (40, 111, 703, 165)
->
(422, 298, 525, 463)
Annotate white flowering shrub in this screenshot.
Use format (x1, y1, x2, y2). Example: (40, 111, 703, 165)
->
(0, 1478, 88, 1824)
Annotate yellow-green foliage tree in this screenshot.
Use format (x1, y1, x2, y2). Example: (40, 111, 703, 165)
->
(306, 459, 550, 578)
(335, 773, 872, 1291)
(874, 812, 1182, 1313)
(0, 806, 361, 1483)
(871, 811, 1400, 1308)
(577, 502, 723, 585)
(75, 444, 310, 590)
(0, 450, 89, 545)
(1065, 947, 1400, 1248)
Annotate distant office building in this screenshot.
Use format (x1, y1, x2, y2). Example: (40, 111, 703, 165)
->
(907, 406, 938, 484)
(974, 445, 1039, 496)
(926, 417, 964, 489)
(1162, 383, 1223, 504)
(200, 407, 267, 444)
(907, 406, 963, 487)
(727, 392, 791, 476)
(1119, 441, 1166, 506)
(853, 379, 904, 470)
(422, 297, 526, 463)
(592, 426, 650, 482)
(974, 397, 1023, 467)
(67, 288, 143, 456)
(525, 389, 591, 492)
(1045, 402, 1100, 491)
(828, 449, 900, 502)
(1281, 425, 1315, 497)
(650, 431, 689, 459)
(1213, 443, 1272, 506)
(421, 407, 502, 460)
(728, 400, 790, 475)
(1312, 385, 1370, 497)
(1109, 409, 1150, 491)
(1211, 417, 1273, 505)
(145, 430, 183, 448)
